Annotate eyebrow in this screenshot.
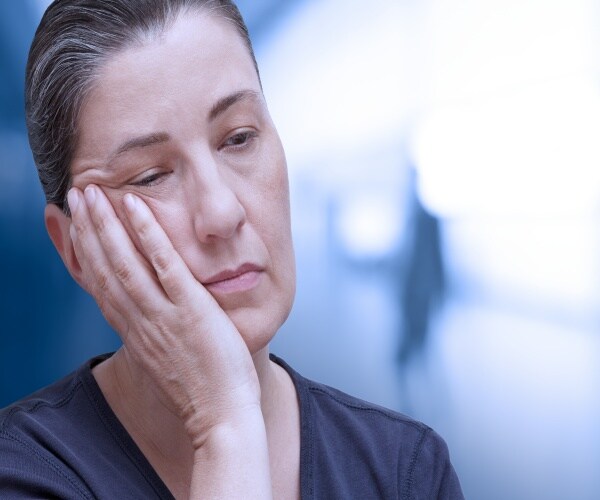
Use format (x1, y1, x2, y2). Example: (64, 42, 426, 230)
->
(108, 90, 261, 161)
(110, 132, 171, 160)
(209, 89, 262, 121)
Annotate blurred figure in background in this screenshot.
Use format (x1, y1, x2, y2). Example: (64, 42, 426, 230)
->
(396, 169, 446, 367)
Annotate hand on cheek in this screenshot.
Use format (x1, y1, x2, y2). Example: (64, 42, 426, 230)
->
(67, 186, 133, 335)
(67, 185, 261, 447)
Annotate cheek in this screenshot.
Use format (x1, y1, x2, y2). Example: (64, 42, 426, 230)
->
(145, 200, 193, 253)
(247, 161, 292, 251)
(103, 188, 192, 264)
(258, 160, 295, 289)
(256, 143, 291, 228)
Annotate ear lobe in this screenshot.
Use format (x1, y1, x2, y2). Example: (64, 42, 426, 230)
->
(44, 203, 85, 287)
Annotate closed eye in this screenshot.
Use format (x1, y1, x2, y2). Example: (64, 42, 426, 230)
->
(130, 171, 168, 187)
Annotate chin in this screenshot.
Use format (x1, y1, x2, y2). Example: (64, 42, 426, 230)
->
(228, 296, 294, 355)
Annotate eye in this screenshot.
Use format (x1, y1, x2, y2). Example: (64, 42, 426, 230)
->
(129, 170, 168, 187)
(221, 130, 257, 151)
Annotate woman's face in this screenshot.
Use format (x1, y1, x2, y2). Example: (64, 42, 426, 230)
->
(70, 11, 295, 353)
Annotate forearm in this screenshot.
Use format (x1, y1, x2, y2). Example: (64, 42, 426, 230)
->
(189, 407, 272, 499)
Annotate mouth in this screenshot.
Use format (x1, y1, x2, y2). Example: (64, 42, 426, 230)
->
(203, 263, 263, 294)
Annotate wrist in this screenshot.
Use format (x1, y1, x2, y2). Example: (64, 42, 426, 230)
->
(189, 408, 273, 499)
(186, 402, 265, 451)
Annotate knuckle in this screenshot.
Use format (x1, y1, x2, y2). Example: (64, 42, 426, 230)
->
(96, 294, 113, 322)
(131, 215, 171, 275)
(95, 267, 111, 294)
(135, 217, 152, 241)
(114, 259, 133, 284)
(73, 216, 91, 240)
(93, 213, 110, 237)
(152, 250, 171, 276)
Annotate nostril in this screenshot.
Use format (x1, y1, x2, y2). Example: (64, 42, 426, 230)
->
(193, 190, 246, 241)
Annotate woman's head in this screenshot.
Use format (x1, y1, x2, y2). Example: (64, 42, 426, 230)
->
(31, 1, 296, 352)
(26, 0, 258, 214)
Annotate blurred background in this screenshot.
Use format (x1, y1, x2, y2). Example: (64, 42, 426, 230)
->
(2, 0, 600, 498)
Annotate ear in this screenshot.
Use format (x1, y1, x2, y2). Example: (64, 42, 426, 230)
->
(44, 203, 86, 289)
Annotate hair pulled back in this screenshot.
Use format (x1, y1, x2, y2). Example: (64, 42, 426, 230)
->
(26, 0, 258, 213)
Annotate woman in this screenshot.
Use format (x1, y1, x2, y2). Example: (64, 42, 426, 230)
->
(0, 0, 463, 498)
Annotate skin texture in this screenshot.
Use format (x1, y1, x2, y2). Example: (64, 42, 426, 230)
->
(44, 10, 299, 499)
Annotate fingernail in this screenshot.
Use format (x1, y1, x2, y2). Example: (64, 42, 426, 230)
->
(84, 185, 96, 206)
(124, 193, 137, 213)
(67, 189, 79, 214)
(69, 223, 77, 244)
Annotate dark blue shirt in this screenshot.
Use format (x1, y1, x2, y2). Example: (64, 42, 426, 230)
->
(0, 354, 463, 499)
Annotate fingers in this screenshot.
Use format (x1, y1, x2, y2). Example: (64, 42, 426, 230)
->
(68, 187, 135, 335)
(79, 186, 165, 314)
(71, 224, 129, 334)
(122, 192, 209, 306)
(71, 184, 205, 315)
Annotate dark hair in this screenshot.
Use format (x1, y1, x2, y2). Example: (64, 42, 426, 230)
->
(25, 0, 259, 214)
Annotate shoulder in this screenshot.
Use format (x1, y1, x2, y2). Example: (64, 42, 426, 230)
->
(272, 354, 464, 499)
(272, 353, 436, 450)
(0, 353, 175, 499)
(0, 357, 106, 499)
(0, 364, 83, 449)
(0, 355, 105, 440)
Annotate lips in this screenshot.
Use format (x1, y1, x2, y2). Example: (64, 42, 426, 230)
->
(203, 263, 263, 294)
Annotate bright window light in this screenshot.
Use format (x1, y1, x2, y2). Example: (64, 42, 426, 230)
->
(411, 0, 600, 218)
(335, 190, 406, 260)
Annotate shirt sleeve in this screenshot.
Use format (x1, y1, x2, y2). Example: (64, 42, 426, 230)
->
(0, 433, 93, 499)
(404, 427, 465, 500)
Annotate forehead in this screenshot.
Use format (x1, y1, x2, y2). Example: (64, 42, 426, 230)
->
(74, 10, 260, 163)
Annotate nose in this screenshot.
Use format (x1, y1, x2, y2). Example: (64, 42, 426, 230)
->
(189, 160, 246, 243)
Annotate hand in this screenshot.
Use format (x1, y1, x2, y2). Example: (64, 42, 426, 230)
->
(67, 185, 261, 446)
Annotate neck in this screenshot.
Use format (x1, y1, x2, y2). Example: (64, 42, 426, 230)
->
(92, 345, 294, 494)
(93, 347, 300, 499)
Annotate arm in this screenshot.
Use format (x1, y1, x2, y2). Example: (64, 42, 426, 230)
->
(68, 185, 272, 498)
